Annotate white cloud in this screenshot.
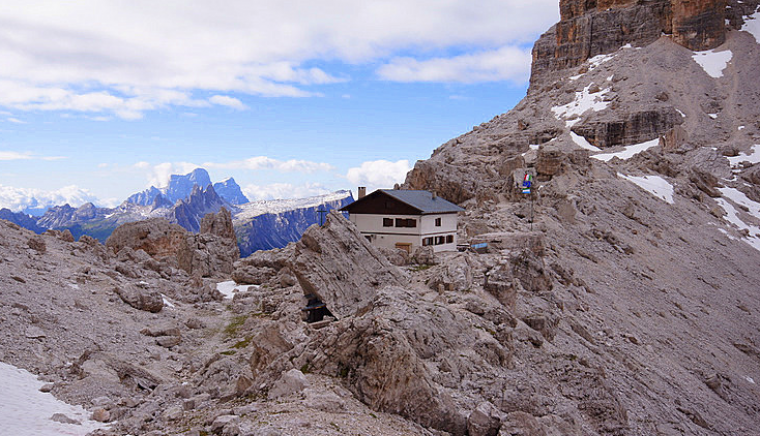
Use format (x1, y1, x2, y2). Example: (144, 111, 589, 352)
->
(243, 182, 332, 201)
(0, 184, 103, 213)
(6, 117, 26, 124)
(0, 1, 558, 118)
(145, 162, 201, 188)
(204, 156, 334, 173)
(0, 151, 33, 161)
(377, 46, 533, 84)
(345, 159, 410, 193)
(209, 95, 247, 110)
(0, 150, 66, 161)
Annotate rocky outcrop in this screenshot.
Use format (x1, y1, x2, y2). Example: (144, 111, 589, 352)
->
(572, 107, 684, 148)
(106, 209, 239, 278)
(106, 218, 188, 258)
(292, 211, 407, 318)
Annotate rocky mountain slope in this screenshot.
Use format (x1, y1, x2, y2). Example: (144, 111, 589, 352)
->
(2, 1, 760, 436)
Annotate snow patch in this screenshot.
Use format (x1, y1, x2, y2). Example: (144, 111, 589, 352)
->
(216, 280, 258, 299)
(67, 283, 79, 290)
(588, 53, 615, 69)
(676, 109, 686, 118)
(708, 113, 718, 119)
(718, 187, 760, 220)
(551, 84, 611, 125)
(742, 11, 760, 43)
(592, 138, 660, 162)
(618, 173, 674, 204)
(747, 376, 756, 385)
(162, 295, 175, 308)
(715, 197, 760, 251)
(727, 144, 760, 167)
(692, 49, 732, 78)
(529, 144, 540, 150)
(738, 125, 746, 130)
(570, 132, 602, 152)
(0, 362, 108, 436)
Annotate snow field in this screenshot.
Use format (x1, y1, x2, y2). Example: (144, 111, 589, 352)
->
(618, 173, 674, 204)
(0, 362, 108, 436)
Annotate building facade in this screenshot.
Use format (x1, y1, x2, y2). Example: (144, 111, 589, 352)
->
(340, 189, 464, 253)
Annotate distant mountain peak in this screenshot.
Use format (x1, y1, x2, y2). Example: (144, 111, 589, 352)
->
(126, 168, 247, 207)
(213, 177, 248, 205)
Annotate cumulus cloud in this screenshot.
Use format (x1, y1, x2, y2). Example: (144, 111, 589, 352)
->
(0, 184, 103, 213)
(203, 157, 334, 173)
(0, 1, 558, 118)
(209, 95, 247, 110)
(345, 159, 410, 193)
(377, 46, 533, 84)
(243, 182, 332, 201)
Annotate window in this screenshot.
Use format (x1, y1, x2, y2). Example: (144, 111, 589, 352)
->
(423, 237, 434, 246)
(435, 217, 442, 227)
(446, 235, 454, 244)
(383, 218, 393, 227)
(435, 236, 445, 245)
(395, 218, 417, 228)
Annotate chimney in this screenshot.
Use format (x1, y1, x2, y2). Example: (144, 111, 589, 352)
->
(358, 187, 367, 199)
(431, 190, 437, 199)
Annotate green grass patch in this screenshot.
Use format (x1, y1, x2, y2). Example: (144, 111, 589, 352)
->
(232, 336, 253, 349)
(410, 264, 433, 272)
(223, 314, 249, 337)
(220, 350, 237, 356)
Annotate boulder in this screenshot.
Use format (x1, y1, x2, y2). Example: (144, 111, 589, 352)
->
(268, 369, 310, 399)
(114, 284, 163, 313)
(468, 402, 504, 436)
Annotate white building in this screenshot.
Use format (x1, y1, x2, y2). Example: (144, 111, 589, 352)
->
(340, 189, 464, 253)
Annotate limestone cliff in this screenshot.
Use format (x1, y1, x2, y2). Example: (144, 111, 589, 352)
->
(531, 0, 759, 88)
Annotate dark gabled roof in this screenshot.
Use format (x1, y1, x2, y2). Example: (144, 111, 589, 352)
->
(340, 189, 464, 215)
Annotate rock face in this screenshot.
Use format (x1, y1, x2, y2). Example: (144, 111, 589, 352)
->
(106, 218, 188, 258)
(106, 208, 239, 277)
(292, 211, 406, 318)
(531, 0, 734, 87)
(178, 209, 240, 277)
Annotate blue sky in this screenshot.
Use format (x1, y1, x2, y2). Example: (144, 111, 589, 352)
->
(0, 1, 559, 212)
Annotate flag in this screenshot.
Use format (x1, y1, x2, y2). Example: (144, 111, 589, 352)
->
(522, 173, 532, 188)
(522, 188, 531, 194)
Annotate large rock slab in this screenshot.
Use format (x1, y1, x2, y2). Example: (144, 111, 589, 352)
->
(292, 211, 407, 318)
